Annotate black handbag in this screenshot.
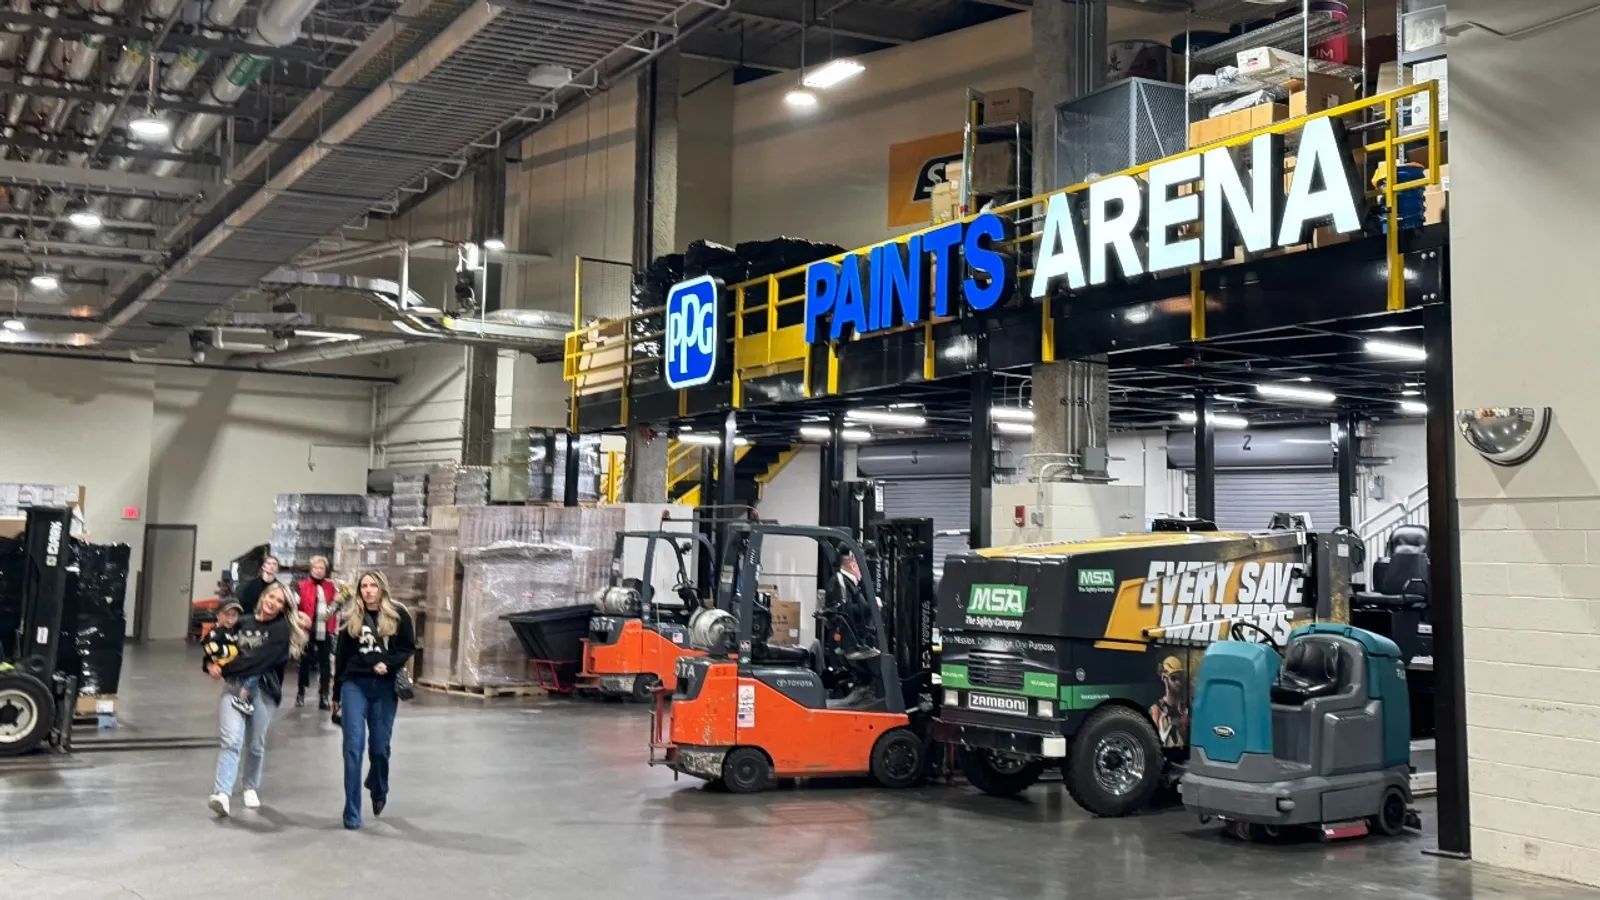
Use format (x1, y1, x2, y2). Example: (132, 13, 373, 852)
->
(393, 666, 415, 702)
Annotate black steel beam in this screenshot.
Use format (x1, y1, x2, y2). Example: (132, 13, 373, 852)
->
(969, 369, 994, 549)
(0, 11, 326, 61)
(1193, 393, 1215, 521)
(1423, 298, 1470, 859)
(1337, 413, 1358, 527)
(563, 431, 581, 507)
(718, 410, 738, 509)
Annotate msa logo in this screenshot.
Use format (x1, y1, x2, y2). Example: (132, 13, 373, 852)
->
(44, 520, 62, 567)
(967, 584, 1027, 617)
(1077, 568, 1115, 592)
(664, 275, 721, 389)
(967, 692, 1029, 716)
(912, 153, 963, 202)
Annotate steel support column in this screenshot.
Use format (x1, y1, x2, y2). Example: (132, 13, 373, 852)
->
(462, 347, 497, 466)
(1423, 299, 1469, 859)
(1337, 413, 1359, 528)
(461, 158, 508, 466)
(970, 371, 994, 549)
(819, 411, 847, 528)
(1193, 393, 1216, 522)
(562, 431, 581, 508)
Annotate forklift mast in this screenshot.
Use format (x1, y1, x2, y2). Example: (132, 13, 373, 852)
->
(607, 530, 716, 624)
(866, 518, 936, 711)
(15, 506, 74, 682)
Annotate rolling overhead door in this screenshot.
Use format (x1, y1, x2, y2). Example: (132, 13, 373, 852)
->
(1187, 470, 1341, 532)
(878, 478, 970, 569)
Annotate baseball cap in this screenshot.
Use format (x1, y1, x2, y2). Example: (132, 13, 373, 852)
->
(218, 599, 244, 615)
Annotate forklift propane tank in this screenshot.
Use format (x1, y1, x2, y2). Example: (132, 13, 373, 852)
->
(688, 607, 737, 656)
(596, 583, 643, 617)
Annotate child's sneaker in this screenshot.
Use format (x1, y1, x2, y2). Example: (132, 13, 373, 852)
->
(229, 693, 255, 716)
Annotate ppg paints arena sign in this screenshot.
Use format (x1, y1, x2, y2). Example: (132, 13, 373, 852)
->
(804, 116, 1364, 343)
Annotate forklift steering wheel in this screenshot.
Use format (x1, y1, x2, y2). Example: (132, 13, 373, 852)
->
(1229, 620, 1280, 651)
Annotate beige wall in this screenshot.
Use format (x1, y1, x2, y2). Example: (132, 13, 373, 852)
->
(0, 356, 373, 631)
(1449, 0, 1600, 885)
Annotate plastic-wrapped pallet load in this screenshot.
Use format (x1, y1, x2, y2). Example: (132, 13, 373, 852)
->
(459, 505, 546, 550)
(272, 493, 366, 568)
(456, 541, 606, 689)
(426, 464, 459, 509)
(71, 542, 130, 697)
(455, 466, 490, 507)
(385, 526, 432, 611)
(544, 506, 625, 552)
(390, 472, 428, 527)
(422, 507, 464, 685)
(333, 527, 394, 582)
(363, 494, 391, 528)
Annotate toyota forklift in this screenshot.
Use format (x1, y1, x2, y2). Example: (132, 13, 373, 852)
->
(0, 507, 80, 756)
(649, 520, 937, 792)
(580, 529, 717, 701)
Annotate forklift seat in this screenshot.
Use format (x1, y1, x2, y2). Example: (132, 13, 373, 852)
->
(752, 643, 813, 667)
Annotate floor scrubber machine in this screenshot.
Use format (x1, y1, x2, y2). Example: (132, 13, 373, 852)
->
(1182, 622, 1420, 841)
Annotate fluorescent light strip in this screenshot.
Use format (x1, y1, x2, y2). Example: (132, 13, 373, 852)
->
(297, 330, 362, 342)
(846, 408, 926, 427)
(1177, 410, 1249, 429)
(995, 421, 1034, 436)
(678, 433, 749, 447)
(802, 58, 864, 89)
(1399, 400, 1428, 415)
(990, 406, 1034, 422)
(799, 425, 871, 441)
(1364, 339, 1426, 361)
(1255, 383, 1337, 404)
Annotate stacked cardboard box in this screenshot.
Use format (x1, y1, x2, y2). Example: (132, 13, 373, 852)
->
(385, 526, 431, 610)
(456, 542, 607, 689)
(332, 527, 393, 581)
(271, 494, 366, 568)
(455, 467, 490, 506)
(362, 494, 390, 528)
(390, 472, 428, 526)
(982, 87, 1032, 126)
(426, 465, 459, 509)
(422, 506, 464, 685)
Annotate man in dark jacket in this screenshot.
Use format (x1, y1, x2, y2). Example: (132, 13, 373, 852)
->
(233, 555, 280, 616)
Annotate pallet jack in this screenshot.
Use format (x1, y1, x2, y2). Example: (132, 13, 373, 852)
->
(579, 530, 717, 700)
(649, 521, 937, 792)
(0, 507, 77, 756)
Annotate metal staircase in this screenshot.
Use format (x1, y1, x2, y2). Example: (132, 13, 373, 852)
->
(1357, 485, 1429, 581)
(668, 441, 798, 507)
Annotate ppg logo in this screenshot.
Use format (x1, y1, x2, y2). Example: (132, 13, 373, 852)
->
(664, 275, 720, 389)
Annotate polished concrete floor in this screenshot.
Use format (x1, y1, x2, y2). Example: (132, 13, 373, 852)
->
(1, 643, 1596, 900)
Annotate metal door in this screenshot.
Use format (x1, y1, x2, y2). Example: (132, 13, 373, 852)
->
(142, 525, 197, 641)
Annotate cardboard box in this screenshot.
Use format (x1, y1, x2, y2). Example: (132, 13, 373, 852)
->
(1288, 72, 1356, 118)
(969, 143, 1017, 194)
(1236, 46, 1302, 77)
(930, 181, 961, 223)
(982, 87, 1032, 126)
(1188, 103, 1287, 148)
(769, 599, 803, 646)
(943, 160, 964, 188)
(1425, 163, 1450, 225)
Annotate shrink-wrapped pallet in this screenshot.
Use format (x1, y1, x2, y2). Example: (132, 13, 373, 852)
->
(455, 542, 605, 689)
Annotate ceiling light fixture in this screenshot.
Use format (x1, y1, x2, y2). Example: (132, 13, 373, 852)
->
(30, 273, 59, 291)
(1399, 400, 1428, 415)
(995, 421, 1034, 437)
(784, 89, 818, 109)
(483, 238, 506, 251)
(128, 115, 170, 141)
(296, 330, 362, 342)
(846, 408, 925, 427)
(1401, 389, 1421, 397)
(1256, 382, 1337, 404)
(990, 406, 1034, 422)
(68, 209, 103, 231)
(1365, 338, 1427, 361)
(1178, 410, 1249, 429)
(1214, 394, 1248, 403)
(2, 318, 24, 332)
(799, 425, 871, 441)
(802, 58, 864, 89)
(677, 433, 750, 447)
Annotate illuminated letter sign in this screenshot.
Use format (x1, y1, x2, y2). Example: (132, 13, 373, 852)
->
(664, 275, 721, 389)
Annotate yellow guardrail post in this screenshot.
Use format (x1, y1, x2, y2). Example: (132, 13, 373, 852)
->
(733, 284, 745, 409)
(1384, 96, 1402, 312)
(1190, 269, 1206, 341)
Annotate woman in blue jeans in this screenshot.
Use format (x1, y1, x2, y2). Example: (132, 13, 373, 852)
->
(207, 582, 307, 816)
(332, 570, 415, 829)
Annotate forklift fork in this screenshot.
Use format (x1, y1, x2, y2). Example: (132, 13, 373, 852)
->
(648, 683, 678, 777)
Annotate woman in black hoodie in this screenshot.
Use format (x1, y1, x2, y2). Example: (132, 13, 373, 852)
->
(207, 582, 308, 817)
(332, 570, 415, 829)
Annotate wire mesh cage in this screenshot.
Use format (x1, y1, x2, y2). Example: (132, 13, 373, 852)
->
(1054, 78, 1189, 189)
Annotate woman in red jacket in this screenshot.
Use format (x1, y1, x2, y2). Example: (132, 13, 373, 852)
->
(295, 556, 340, 709)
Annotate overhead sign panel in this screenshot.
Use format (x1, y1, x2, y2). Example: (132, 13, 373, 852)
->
(664, 275, 721, 389)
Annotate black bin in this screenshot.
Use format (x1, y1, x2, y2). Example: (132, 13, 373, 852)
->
(503, 604, 595, 691)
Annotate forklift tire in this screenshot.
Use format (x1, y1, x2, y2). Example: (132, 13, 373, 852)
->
(958, 747, 1046, 798)
(0, 672, 54, 758)
(1065, 706, 1163, 817)
(721, 747, 772, 794)
(632, 674, 662, 702)
(870, 728, 927, 789)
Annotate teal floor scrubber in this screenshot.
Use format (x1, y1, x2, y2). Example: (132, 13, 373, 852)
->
(1182, 622, 1420, 841)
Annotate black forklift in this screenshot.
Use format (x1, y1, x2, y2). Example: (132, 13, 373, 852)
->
(0, 507, 80, 756)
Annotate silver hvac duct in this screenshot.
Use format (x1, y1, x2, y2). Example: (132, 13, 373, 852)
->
(119, 0, 322, 220)
(0, 0, 28, 62)
(232, 337, 412, 370)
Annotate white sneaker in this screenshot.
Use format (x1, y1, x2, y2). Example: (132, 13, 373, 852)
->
(208, 793, 230, 817)
(243, 789, 260, 809)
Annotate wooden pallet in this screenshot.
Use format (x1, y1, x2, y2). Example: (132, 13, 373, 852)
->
(416, 681, 546, 700)
(73, 694, 117, 723)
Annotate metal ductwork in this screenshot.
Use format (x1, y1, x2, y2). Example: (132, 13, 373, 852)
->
(232, 337, 413, 369)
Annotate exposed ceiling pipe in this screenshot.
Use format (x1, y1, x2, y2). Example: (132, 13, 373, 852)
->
(298, 238, 450, 271)
(230, 337, 412, 369)
(119, 0, 323, 220)
(0, 0, 28, 62)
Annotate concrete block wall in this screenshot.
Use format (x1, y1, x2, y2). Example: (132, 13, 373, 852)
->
(990, 482, 1143, 546)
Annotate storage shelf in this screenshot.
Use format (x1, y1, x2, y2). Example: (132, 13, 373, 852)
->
(1191, 10, 1363, 67)
(1187, 78, 1289, 106)
(1400, 46, 1447, 65)
(974, 122, 1031, 137)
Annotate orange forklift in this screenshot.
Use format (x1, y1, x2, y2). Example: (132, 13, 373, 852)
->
(650, 521, 937, 792)
(580, 531, 716, 701)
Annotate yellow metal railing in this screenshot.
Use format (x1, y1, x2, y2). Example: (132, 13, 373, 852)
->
(601, 450, 624, 504)
(564, 83, 1440, 419)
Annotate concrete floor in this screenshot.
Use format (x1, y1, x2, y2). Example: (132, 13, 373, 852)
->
(1, 644, 1596, 900)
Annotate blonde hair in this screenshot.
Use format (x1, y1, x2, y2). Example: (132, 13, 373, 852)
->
(259, 581, 310, 659)
(309, 555, 330, 572)
(345, 570, 402, 639)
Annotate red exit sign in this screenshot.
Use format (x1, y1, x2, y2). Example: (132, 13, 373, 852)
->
(121, 506, 140, 520)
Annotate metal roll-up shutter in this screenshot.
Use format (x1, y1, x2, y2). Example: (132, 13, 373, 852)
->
(878, 478, 971, 570)
(1187, 470, 1341, 532)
